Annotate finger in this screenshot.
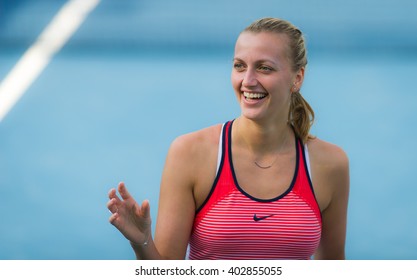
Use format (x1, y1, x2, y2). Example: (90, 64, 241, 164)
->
(108, 188, 116, 199)
(108, 188, 122, 203)
(107, 198, 119, 213)
(140, 199, 151, 219)
(109, 212, 119, 225)
(118, 182, 132, 200)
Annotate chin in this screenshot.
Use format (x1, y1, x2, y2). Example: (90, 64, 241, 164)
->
(240, 110, 267, 122)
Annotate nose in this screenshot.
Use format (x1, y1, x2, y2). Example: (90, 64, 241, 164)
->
(242, 69, 258, 87)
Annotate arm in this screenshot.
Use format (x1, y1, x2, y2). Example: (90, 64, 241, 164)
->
(152, 135, 198, 259)
(311, 142, 350, 260)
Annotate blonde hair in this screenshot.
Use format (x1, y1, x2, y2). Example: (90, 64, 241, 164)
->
(244, 18, 315, 143)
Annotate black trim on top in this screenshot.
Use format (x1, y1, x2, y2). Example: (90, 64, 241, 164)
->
(229, 121, 299, 203)
(195, 121, 229, 214)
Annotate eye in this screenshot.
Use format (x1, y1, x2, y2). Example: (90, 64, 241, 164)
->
(233, 62, 245, 72)
(258, 65, 273, 72)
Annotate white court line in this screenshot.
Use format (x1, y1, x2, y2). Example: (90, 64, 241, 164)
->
(0, 0, 101, 122)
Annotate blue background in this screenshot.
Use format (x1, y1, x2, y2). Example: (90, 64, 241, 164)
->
(1, 0, 417, 259)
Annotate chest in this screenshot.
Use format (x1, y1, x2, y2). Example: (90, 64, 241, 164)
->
(189, 189, 322, 260)
(231, 150, 296, 200)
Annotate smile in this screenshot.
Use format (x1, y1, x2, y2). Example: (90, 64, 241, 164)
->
(243, 91, 268, 100)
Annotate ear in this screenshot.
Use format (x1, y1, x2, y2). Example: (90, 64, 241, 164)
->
(293, 67, 305, 91)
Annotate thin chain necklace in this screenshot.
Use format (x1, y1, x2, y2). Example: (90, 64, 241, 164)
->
(254, 157, 279, 169)
(253, 133, 288, 169)
(236, 119, 289, 170)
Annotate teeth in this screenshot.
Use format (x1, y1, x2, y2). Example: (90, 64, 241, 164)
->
(243, 92, 267, 99)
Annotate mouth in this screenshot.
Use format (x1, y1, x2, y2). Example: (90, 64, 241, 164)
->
(242, 91, 268, 100)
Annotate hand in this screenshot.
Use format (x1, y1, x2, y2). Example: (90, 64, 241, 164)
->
(107, 182, 151, 245)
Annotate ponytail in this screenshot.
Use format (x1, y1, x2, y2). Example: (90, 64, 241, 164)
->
(289, 91, 315, 143)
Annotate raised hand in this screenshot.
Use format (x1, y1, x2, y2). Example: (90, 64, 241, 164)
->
(107, 182, 151, 245)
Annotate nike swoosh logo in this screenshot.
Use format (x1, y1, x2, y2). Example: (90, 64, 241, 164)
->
(253, 214, 274, 222)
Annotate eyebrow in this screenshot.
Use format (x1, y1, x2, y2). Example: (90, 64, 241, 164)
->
(233, 57, 278, 66)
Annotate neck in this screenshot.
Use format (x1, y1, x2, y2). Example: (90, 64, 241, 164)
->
(234, 117, 293, 156)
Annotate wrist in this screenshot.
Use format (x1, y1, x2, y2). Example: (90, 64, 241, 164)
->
(130, 233, 151, 247)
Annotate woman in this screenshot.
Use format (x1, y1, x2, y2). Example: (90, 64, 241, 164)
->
(107, 17, 349, 260)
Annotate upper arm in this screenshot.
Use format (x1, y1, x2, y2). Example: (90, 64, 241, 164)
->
(153, 135, 198, 259)
(313, 144, 350, 260)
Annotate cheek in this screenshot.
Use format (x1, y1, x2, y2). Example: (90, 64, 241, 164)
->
(231, 72, 242, 93)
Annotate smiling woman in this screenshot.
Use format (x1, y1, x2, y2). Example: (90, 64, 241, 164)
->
(232, 20, 314, 144)
(107, 17, 349, 260)
(232, 32, 300, 131)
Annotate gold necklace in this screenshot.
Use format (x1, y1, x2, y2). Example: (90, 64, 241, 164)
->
(253, 133, 288, 169)
(236, 120, 289, 170)
(254, 157, 279, 169)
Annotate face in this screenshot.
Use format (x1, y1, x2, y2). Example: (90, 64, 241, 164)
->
(231, 31, 304, 123)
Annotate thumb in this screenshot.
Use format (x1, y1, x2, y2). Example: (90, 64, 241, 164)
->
(140, 199, 151, 219)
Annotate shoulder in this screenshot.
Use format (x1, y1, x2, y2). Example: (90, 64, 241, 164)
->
(165, 124, 223, 174)
(162, 123, 223, 189)
(306, 137, 349, 174)
(169, 124, 223, 156)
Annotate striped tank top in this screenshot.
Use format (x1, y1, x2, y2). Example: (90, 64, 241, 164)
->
(188, 120, 322, 259)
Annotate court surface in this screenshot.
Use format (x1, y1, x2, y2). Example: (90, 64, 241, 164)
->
(1, 0, 417, 259)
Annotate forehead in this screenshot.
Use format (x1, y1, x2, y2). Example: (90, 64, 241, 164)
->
(234, 31, 290, 62)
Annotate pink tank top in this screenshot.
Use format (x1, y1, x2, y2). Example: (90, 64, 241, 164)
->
(188, 121, 322, 259)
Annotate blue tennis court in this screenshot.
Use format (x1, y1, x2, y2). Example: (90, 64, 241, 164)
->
(1, 0, 417, 259)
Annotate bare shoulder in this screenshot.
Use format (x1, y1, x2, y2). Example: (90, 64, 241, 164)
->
(163, 123, 223, 191)
(307, 137, 349, 173)
(165, 124, 223, 178)
(169, 124, 223, 157)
